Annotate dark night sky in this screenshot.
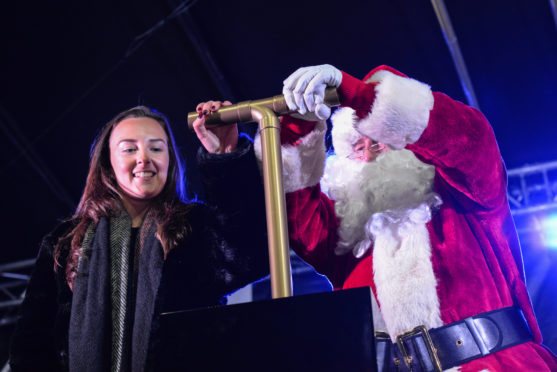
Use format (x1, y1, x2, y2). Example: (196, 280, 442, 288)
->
(1, 0, 556, 263)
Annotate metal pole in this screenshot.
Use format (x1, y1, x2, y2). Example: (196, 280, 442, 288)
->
(187, 89, 341, 298)
(187, 87, 340, 129)
(550, 0, 557, 30)
(252, 105, 292, 298)
(0, 258, 35, 273)
(430, 0, 480, 109)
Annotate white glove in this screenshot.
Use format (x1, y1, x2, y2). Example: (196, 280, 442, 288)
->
(282, 64, 342, 120)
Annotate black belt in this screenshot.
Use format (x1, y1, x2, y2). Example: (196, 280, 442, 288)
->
(375, 307, 533, 372)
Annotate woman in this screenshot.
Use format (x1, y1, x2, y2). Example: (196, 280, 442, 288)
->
(9, 103, 268, 372)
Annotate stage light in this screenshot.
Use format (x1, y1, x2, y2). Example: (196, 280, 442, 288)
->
(542, 214, 557, 248)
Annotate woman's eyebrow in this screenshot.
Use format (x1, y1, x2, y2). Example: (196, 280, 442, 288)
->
(117, 138, 167, 145)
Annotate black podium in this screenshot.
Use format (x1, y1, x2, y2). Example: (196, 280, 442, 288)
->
(156, 287, 376, 371)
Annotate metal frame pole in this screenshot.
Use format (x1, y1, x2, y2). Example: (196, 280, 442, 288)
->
(430, 0, 480, 109)
(187, 89, 340, 298)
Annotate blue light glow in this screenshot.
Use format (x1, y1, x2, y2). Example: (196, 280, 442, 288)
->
(543, 214, 557, 249)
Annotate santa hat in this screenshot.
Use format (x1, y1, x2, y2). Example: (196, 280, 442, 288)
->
(332, 65, 431, 154)
(330, 107, 360, 158)
(330, 65, 405, 157)
(362, 65, 408, 83)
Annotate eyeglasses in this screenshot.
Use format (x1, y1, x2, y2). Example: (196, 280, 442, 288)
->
(347, 143, 386, 159)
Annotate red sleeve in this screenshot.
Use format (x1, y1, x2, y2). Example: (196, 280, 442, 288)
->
(286, 185, 349, 288)
(337, 71, 377, 119)
(407, 92, 507, 210)
(407, 91, 542, 341)
(280, 115, 317, 145)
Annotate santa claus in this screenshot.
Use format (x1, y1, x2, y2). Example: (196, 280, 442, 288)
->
(253, 64, 557, 371)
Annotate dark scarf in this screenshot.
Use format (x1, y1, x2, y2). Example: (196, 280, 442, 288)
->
(69, 210, 163, 372)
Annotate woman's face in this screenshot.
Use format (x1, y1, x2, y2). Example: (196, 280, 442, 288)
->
(109, 117, 170, 203)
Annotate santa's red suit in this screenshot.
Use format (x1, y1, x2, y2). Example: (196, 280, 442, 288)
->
(256, 66, 557, 371)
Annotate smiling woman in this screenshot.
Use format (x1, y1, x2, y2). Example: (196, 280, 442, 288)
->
(109, 116, 170, 226)
(9, 105, 268, 372)
(57, 107, 189, 290)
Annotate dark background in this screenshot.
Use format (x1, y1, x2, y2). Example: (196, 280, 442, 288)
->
(1, 0, 556, 262)
(1, 0, 556, 360)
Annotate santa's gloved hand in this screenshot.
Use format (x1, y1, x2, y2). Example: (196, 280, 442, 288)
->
(283, 64, 342, 120)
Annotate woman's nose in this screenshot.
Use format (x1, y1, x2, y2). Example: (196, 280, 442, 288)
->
(137, 149, 150, 164)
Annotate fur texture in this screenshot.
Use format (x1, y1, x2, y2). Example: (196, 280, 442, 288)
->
(254, 121, 327, 193)
(322, 149, 443, 340)
(357, 69, 434, 149)
(370, 290, 388, 333)
(372, 211, 443, 340)
(321, 149, 440, 255)
(330, 107, 361, 158)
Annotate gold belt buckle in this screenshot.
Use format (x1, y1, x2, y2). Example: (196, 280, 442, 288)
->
(395, 325, 442, 372)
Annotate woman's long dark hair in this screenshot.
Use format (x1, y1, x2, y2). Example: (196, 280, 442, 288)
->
(55, 106, 192, 289)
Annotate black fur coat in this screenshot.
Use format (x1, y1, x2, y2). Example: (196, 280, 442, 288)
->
(9, 137, 269, 371)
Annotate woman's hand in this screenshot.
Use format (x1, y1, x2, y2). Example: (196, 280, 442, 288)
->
(193, 100, 238, 154)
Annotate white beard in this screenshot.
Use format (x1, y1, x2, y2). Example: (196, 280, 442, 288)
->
(321, 149, 445, 339)
(322, 149, 441, 257)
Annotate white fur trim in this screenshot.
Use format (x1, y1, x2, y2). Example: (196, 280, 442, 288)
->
(371, 205, 443, 340)
(322, 149, 444, 340)
(254, 121, 327, 193)
(323, 149, 440, 258)
(371, 291, 388, 333)
(358, 70, 434, 149)
(330, 107, 361, 158)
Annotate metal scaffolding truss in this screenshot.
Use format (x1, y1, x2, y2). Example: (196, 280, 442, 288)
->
(0, 259, 34, 328)
(507, 160, 557, 216)
(507, 160, 557, 246)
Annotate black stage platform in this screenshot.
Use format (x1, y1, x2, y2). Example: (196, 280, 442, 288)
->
(157, 286, 376, 371)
